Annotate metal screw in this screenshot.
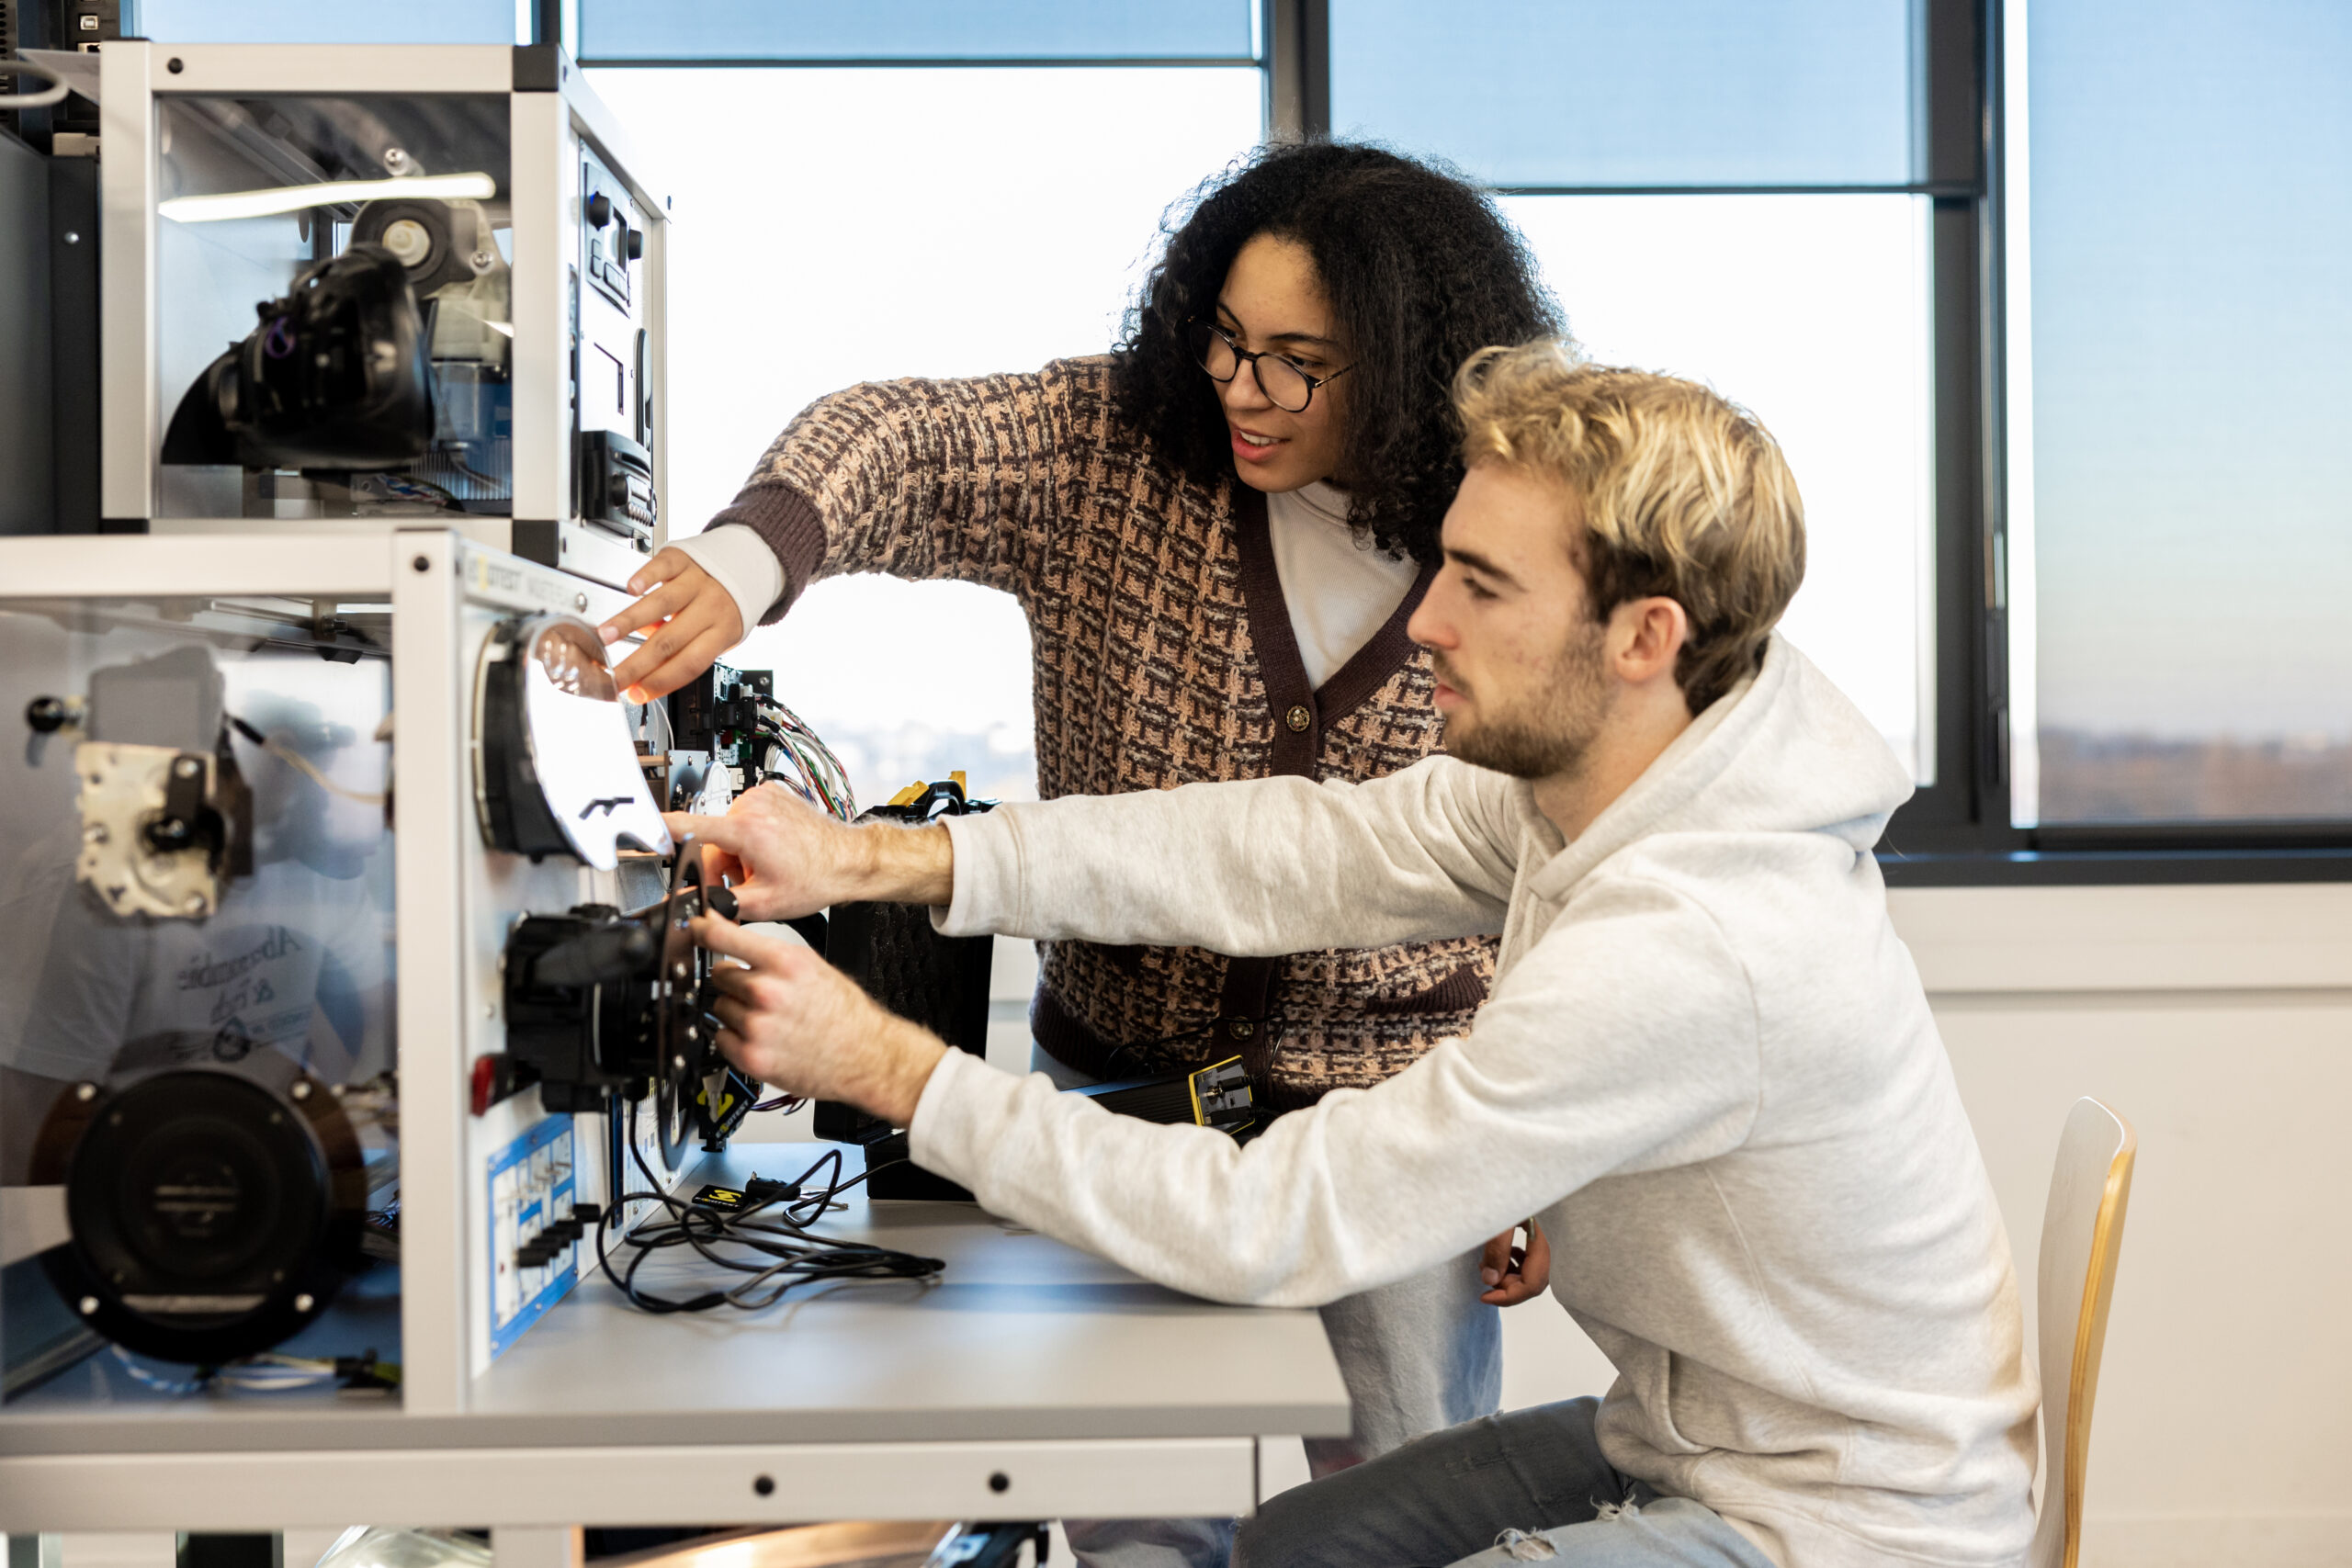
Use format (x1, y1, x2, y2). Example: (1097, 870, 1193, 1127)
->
(383, 147, 410, 171)
(185, 893, 208, 915)
(672, 962, 689, 979)
(290, 1079, 312, 1101)
(74, 1082, 97, 1102)
(175, 757, 201, 778)
(62, 231, 81, 244)
(472, 250, 495, 271)
(293, 1293, 314, 1314)
(413, 555, 431, 573)
(84, 823, 107, 844)
(78, 1296, 98, 1315)
(672, 1055, 686, 1072)
(574, 592, 589, 611)
(989, 1472, 1011, 1494)
(165, 57, 183, 73)
(752, 1474, 775, 1497)
(685, 1026, 698, 1041)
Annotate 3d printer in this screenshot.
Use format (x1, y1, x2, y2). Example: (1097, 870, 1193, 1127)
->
(96, 42, 664, 590)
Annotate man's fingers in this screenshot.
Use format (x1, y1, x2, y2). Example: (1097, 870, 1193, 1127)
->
(690, 911, 766, 964)
(1479, 1229, 1513, 1288)
(665, 810, 738, 851)
(710, 993, 750, 1033)
(1521, 1220, 1552, 1284)
(714, 1027, 754, 1076)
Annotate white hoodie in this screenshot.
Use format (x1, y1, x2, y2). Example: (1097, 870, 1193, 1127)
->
(912, 636, 2039, 1568)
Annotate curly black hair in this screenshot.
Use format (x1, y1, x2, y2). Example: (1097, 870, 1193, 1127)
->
(1110, 141, 1564, 563)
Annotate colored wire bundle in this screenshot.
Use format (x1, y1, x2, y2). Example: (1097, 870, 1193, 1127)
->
(747, 695, 857, 821)
(594, 1101, 941, 1315)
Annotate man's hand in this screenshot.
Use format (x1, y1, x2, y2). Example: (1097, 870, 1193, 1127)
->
(666, 785, 956, 924)
(1478, 1219, 1550, 1306)
(598, 547, 743, 702)
(696, 912, 946, 1125)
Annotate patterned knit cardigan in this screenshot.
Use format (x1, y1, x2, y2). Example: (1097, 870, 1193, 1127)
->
(712, 355, 1497, 1110)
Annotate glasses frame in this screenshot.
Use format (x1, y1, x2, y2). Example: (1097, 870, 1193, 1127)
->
(1190, 320, 1353, 412)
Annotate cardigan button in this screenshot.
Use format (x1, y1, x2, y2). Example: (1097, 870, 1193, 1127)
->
(1227, 1019, 1254, 1040)
(1284, 705, 1311, 732)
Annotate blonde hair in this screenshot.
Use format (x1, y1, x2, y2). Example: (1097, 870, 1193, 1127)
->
(1453, 342, 1806, 713)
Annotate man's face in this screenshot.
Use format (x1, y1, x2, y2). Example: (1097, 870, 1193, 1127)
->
(1408, 462, 1613, 780)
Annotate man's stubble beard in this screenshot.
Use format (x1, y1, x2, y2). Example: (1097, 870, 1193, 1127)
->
(1437, 617, 1613, 782)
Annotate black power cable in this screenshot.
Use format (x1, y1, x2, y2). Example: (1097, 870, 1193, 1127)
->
(592, 1099, 943, 1314)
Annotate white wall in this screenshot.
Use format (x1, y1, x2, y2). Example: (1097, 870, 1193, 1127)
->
(1497, 882, 2352, 1568)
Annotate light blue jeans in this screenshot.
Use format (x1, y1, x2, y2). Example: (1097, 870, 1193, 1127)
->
(1235, 1397, 1778, 1568)
(1031, 1045, 1503, 1568)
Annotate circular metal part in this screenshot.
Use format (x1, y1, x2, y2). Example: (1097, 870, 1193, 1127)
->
(379, 218, 433, 267)
(651, 844, 712, 1168)
(31, 1067, 367, 1364)
(473, 614, 671, 870)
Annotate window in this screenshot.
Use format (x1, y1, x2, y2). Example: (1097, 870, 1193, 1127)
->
(1329, 1, 1939, 781)
(585, 65, 1262, 807)
(134, 0, 517, 43)
(1328, 0, 1913, 187)
(583, 0, 2352, 878)
(578, 0, 1255, 62)
(2009, 0, 2352, 828)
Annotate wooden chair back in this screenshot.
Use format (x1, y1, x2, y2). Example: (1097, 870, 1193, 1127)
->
(2027, 1097, 2136, 1568)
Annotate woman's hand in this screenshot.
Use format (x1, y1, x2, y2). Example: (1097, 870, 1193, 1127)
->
(599, 547, 743, 702)
(1478, 1219, 1550, 1306)
(696, 911, 947, 1124)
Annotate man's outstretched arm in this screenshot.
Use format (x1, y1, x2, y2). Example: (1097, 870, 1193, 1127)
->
(695, 876, 1759, 1308)
(669, 754, 1528, 957)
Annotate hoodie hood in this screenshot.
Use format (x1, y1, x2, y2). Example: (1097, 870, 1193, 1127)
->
(1531, 634, 1914, 900)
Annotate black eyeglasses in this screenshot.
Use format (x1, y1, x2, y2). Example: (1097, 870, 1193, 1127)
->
(1189, 321, 1353, 413)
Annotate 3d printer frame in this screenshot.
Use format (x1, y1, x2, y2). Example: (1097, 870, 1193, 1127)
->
(95, 42, 668, 592)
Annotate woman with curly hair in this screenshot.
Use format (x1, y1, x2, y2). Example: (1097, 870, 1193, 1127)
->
(603, 140, 1562, 1556)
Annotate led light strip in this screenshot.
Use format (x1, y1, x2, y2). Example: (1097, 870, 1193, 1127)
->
(159, 172, 498, 225)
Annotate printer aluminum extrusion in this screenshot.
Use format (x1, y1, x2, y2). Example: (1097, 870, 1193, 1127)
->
(0, 531, 704, 1434)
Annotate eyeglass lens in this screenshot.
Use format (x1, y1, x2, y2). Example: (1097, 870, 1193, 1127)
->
(1191, 323, 1314, 412)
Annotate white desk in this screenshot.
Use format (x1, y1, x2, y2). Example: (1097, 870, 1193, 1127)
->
(0, 1149, 1351, 1540)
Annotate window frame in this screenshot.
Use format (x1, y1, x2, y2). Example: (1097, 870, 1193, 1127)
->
(569, 0, 2352, 886)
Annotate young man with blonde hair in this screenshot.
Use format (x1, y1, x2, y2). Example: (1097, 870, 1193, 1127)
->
(675, 346, 2039, 1568)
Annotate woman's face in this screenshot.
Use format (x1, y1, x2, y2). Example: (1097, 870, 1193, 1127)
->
(1214, 232, 1350, 493)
